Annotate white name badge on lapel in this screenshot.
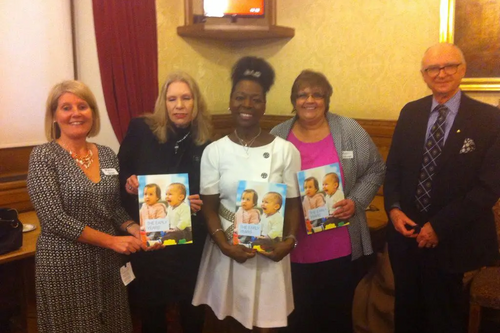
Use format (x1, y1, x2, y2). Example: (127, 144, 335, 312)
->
(342, 151, 354, 159)
(120, 262, 136, 286)
(102, 168, 119, 175)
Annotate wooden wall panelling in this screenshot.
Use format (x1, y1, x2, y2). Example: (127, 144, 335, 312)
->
(0, 116, 396, 212)
(0, 146, 34, 180)
(0, 185, 32, 212)
(0, 146, 34, 211)
(210, 114, 296, 139)
(354, 119, 397, 162)
(212, 114, 395, 162)
(212, 115, 395, 198)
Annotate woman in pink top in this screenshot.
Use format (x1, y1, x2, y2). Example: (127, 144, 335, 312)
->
(271, 70, 385, 333)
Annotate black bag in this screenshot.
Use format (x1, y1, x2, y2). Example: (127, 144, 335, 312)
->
(0, 208, 23, 255)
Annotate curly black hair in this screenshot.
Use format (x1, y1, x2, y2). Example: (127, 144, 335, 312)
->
(230, 56, 275, 97)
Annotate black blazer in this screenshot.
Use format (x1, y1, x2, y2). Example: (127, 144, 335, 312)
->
(117, 117, 210, 303)
(384, 94, 500, 273)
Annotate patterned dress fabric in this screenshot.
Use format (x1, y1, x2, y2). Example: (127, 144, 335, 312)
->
(415, 105, 449, 212)
(27, 141, 132, 333)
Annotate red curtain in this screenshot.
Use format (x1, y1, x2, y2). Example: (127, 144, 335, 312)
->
(92, 0, 158, 142)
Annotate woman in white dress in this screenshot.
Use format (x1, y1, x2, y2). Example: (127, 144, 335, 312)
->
(192, 56, 302, 332)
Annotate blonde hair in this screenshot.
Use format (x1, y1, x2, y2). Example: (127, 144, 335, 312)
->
(143, 71, 212, 145)
(45, 80, 101, 141)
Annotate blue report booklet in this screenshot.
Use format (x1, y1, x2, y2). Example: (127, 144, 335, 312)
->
(137, 173, 192, 246)
(233, 180, 287, 252)
(297, 163, 350, 235)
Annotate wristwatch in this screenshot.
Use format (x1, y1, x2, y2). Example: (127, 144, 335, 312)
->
(284, 235, 298, 249)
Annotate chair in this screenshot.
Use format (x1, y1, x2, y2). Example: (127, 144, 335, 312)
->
(468, 200, 500, 333)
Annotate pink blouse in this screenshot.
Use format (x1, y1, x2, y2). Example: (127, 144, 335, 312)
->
(288, 131, 352, 263)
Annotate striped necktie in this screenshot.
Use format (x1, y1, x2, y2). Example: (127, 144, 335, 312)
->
(415, 104, 449, 212)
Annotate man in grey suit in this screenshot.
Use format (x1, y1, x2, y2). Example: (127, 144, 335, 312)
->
(384, 43, 500, 333)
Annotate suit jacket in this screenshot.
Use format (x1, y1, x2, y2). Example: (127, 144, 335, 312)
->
(384, 93, 500, 273)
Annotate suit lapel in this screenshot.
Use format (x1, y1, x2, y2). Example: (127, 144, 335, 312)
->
(435, 95, 471, 172)
(409, 98, 433, 173)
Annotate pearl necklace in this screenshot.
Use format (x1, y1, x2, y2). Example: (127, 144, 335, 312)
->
(234, 128, 262, 152)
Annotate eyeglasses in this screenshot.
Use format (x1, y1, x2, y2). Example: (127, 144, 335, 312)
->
(296, 92, 325, 101)
(423, 63, 462, 77)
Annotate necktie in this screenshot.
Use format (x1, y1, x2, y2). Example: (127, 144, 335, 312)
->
(415, 104, 449, 212)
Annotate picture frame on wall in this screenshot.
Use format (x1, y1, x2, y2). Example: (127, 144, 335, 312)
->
(440, 0, 500, 91)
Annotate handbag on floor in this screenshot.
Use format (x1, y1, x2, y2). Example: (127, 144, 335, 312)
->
(0, 208, 23, 255)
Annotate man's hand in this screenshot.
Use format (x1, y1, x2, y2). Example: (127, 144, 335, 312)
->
(389, 208, 418, 238)
(416, 222, 439, 248)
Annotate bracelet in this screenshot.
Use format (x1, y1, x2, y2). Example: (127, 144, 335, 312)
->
(283, 235, 298, 248)
(211, 228, 223, 236)
(124, 221, 137, 231)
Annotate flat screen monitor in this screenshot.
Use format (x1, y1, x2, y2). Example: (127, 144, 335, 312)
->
(204, 0, 265, 18)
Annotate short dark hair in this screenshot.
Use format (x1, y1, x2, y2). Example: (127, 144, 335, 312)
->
(231, 56, 275, 98)
(144, 183, 161, 199)
(243, 189, 259, 206)
(304, 177, 320, 191)
(290, 70, 333, 113)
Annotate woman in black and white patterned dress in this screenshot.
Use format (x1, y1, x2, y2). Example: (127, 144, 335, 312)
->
(27, 80, 146, 333)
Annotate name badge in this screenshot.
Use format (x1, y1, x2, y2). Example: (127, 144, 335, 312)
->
(342, 151, 354, 159)
(120, 262, 135, 286)
(102, 168, 119, 175)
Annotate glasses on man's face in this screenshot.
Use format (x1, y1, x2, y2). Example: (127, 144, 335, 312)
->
(423, 63, 462, 78)
(296, 92, 325, 101)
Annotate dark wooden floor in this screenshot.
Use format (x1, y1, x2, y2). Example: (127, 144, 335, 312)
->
(1, 257, 499, 333)
(7, 306, 500, 333)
